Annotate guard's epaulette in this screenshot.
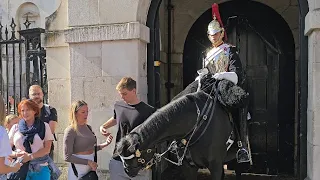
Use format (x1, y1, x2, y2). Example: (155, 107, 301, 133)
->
(226, 44, 239, 53)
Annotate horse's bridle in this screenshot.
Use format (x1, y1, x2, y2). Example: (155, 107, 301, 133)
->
(119, 148, 156, 170)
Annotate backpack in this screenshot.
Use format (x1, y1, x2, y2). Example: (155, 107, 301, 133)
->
(43, 104, 57, 141)
(44, 104, 51, 116)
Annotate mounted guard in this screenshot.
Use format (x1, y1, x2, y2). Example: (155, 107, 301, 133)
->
(196, 3, 251, 164)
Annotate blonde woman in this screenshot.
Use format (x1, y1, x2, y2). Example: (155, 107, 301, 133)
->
(4, 114, 19, 132)
(63, 100, 113, 179)
(0, 97, 22, 180)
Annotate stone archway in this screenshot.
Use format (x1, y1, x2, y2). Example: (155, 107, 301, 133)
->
(184, 1, 296, 174)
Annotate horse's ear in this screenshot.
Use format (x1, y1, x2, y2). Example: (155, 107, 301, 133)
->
(126, 133, 141, 153)
(127, 135, 140, 153)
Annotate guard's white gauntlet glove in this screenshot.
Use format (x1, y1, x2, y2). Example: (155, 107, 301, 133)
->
(213, 72, 238, 85)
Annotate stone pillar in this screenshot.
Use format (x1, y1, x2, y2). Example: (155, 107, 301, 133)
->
(64, 22, 150, 172)
(305, 4, 320, 180)
(45, 0, 151, 178)
(44, 0, 70, 165)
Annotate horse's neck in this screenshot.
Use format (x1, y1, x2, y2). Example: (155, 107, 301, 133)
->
(135, 99, 199, 149)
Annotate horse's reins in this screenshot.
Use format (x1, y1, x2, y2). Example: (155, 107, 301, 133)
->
(181, 82, 218, 147)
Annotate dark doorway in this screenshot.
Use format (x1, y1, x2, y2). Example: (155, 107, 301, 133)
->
(183, 1, 295, 175)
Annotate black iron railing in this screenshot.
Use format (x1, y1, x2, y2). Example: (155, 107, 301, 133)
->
(0, 17, 47, 114)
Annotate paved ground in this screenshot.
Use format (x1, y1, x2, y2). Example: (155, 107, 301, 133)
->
(161, 167, 297, 180)
(200, 172, 297, 180)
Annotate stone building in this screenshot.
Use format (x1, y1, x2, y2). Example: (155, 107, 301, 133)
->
(0, 0, 319, 179)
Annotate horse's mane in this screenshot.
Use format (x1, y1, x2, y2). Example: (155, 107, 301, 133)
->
(136, 94, 200, 148)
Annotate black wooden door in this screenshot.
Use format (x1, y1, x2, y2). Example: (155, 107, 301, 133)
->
(228, 22, 281, 174)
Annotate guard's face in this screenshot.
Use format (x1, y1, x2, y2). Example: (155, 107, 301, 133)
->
(208, 31, 222, 44)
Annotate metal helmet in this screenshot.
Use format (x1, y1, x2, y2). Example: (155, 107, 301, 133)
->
(207, 3, 227, 41)
(207, 16, 223, 35)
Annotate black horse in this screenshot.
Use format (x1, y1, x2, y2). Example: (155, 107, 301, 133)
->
(115, 74, 248, 180)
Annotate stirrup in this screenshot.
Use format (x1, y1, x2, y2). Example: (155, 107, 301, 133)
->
(236, 147, 250, 163)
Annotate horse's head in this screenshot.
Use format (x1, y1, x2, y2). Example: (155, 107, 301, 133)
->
(115, 133, 155, 177)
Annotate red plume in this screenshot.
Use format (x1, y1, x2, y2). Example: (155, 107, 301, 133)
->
(212, 3, 227, 41)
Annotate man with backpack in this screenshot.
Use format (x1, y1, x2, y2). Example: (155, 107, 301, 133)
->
(29, 85, 58, 159)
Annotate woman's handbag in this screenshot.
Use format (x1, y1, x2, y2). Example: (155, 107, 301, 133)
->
(71, 125, 98, 180)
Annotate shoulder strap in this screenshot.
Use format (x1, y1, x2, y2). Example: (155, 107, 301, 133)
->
(204, 43, 230, 66)
(87, 125, 97, 163)
(87, 124, 93, 133)
(71, 163, 78, 177)
(44, 104, 51, 115)
(94, 144, 97, 162)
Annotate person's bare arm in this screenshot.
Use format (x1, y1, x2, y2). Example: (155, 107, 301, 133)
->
(102, 117, 117, 128)
(100, 117, 117, 136)
(48, 121, 57, 134)
(97, 134, 113, 150)
(23, 140, 52, 163)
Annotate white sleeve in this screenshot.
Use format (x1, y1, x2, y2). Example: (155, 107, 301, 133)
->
(8, 124, 18, 144)
(44, 123, 54, 141)
(222, 72, 238, 85)
(0, 127, 12, 158)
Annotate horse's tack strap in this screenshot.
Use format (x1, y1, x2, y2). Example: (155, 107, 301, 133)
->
(225, 113, 235, 151)
(187, 93, 216, 147)
(120, 154, 135, 160)
(226, 135, 234, 151)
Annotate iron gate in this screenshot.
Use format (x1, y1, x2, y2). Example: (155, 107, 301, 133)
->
(0, 17, 47, 114)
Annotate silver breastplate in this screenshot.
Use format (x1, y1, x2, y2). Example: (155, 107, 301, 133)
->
(205, 45, 230, 74)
